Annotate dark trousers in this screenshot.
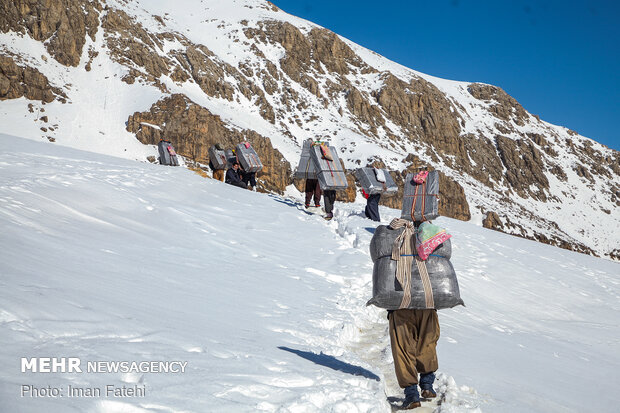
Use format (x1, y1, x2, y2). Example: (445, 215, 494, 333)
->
(229, 181, 247, 189)
(365, 193, 381, 221)
(242, 172, 256, 187)
(323, 190, 337, 214)
(305, 179, 321, 206)
(388, 309, 439, 388)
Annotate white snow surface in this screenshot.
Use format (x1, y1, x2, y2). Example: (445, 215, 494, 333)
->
(1, 134, 619, 413)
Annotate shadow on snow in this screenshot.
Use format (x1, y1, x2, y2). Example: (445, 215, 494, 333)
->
(278, 346, 380, 381)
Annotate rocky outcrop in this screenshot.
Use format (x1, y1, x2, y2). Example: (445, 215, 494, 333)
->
(500, 213, 597, 257)
(483, 211, 503, 230)
(102, 9, 170, 88)
(495, 135, 549, 201)
(2, 0, 617, 259)
(245, 22, 371, 99)
(0, 54, 66, 102)
(437, 173, 471, 221)
(468, 83, 529, 126)
(374, 74, 462, 153)
(103, 10, 275, 121)
(126, 94, 290, 193)
(0, 0, 101, 67)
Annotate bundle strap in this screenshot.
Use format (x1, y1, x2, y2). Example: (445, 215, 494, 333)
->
(250, 153, 260, 170)
(421, 181, 427, 221)
(410, 184, 419, 221)
(389, 218, 415, 309)
(410, 181, 428, 221)
(415, 257, 435, 308)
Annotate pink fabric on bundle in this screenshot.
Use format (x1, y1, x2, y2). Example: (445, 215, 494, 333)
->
(417, 231, 452, 260)
(413, 170, 429, 184)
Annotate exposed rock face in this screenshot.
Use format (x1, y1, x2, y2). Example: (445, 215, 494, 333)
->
(495, 135, 549, 201)
(102, 9, 170, 88)
(0, 0, 101, 66)
(245, 22, 371, 100)
(374, 74, 462, 153)
(483, 211, 504, 230)
(102, 9, 276, 121)
(337, 168, 358, 203)
(437, 173, 471, 221)
(468, 83, 528, 126)
(500, 213, 596, 257)
(2, 0, 617, 259)
(0, 55, 66, 102)
(126, 94, 291, 193)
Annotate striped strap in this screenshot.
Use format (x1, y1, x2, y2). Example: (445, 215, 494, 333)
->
(415, 257, 435, 308)
(421, 182, 427, 221)
(389, 218, 415, 309)
(332, 157, 346, 188)
(410, 181, 431, 221)
(250, 153, 260, 170)
(410, 184, 419, 221)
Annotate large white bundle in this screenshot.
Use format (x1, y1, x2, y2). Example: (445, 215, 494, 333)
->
(235, 142, 263, 173)
(355, 167, 398, 196)
(401, 171, 439, 222)
(294, 139, 318, 179)
(367, 223, 464, 310)
(309, 143, 348, 190)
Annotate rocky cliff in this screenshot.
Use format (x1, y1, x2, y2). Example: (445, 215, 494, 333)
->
(0, 0, 617, 260)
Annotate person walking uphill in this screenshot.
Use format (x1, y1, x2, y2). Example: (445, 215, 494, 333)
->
(304, 178, 321, 208)
(209, 160, 225, 182)
(362, 188, 381, 222)
(389, 308, 439, 409)
(323, 189, 336, 220)
(225, 161, 247, 189)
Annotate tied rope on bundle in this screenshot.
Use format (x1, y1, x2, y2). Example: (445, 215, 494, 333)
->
(389, 218, 414, 308)
(389, 218, 435, 309)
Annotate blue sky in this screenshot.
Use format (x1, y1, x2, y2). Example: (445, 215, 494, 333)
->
(271, 0, 619, 150)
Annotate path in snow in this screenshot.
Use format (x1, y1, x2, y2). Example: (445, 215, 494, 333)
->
(2, 135, 619, 413)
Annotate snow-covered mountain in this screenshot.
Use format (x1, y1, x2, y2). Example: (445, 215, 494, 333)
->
(0, 0, 618, 260)
(2, 134, 619, 413)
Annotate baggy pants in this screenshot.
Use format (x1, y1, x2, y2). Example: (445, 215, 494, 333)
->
(305, 179, 322, 206)
(388, 309, 439, 387)
(323, 190, 337, 214)
(213, 169, 225, 182)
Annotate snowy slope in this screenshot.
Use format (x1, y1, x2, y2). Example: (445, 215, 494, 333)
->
(1, 134, 619, 413)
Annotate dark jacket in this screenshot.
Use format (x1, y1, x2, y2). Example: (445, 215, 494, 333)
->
(226, 167, 247, 188)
